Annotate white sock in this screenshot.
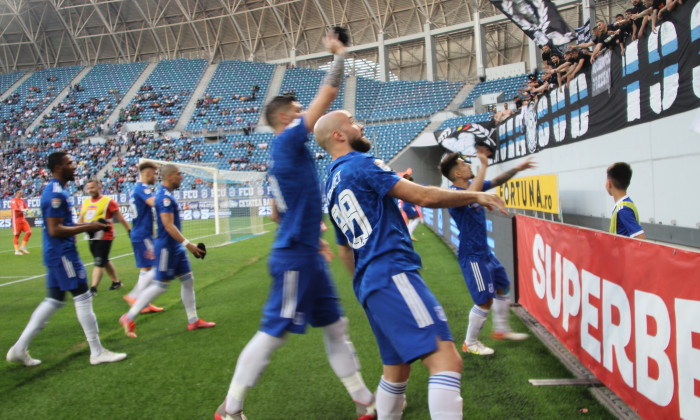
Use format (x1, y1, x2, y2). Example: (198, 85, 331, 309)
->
(127, 268, 155, 299)
(225, 331, 287, 414)
(127, 281, 168, 320)
(428, 371, 463, 420)
(179, 273, 197, 324)
(322, 317, 373, 405)
(465, 306, 489, 346)
(73, 292, 102, 357)
(14, 298, 64, 351)
(492, 294, 511, 334)
(407, 218, 420, 236)
(376, 376, 407, 420)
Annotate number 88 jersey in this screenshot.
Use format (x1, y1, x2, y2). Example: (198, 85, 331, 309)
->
(326, 151, 421, 304)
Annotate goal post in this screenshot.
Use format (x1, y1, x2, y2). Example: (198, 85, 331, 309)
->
(139, 158, 266, 247)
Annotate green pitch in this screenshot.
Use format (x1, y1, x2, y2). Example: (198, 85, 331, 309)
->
(0, 223, 613, 419)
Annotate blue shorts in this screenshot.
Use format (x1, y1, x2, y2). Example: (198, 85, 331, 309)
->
(132, 237, 156, 268)
(261, 249, 343, 337)
(363, 270, 453, 365)
(46, 257, 88, 291)
(459, 253, 510, 306)
(403, 203, 419, 219)
(155, 245, 191, 281)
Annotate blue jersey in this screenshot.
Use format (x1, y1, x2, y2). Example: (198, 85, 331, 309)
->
(154, 185, 182, 249)
(129, 182, 155, 241)
(611, 196, 644, 238)
(402, 200, 419, 219)
(326, 152, 421, 304)
(268, 116, 321, 251)
(41, 179, 80, 266)
(447, 180, 493, 260)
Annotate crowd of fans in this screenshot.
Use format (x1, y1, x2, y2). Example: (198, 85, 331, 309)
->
(501, 0, 685, 116)
(0, 137, 119, 198)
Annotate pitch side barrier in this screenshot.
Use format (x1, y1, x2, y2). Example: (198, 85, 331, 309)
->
(423, 209, 700, 418)
(0, 186, 273, 229)
(478, 0, 700, 165)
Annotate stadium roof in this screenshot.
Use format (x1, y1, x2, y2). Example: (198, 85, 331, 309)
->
(0, 0, 617, 80)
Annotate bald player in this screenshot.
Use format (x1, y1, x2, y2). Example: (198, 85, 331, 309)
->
(119, 164, 215, 337)
(215, 31, 376, 420)
(315, 109, 508, 419)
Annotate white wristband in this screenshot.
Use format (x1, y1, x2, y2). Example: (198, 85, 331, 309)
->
(181, 239, 190, 247)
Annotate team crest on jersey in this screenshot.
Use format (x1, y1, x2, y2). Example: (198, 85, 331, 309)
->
(373, 159, 391, 171)
(163, 198, 171, 207)
(84, 205, 98, 220)
(51, 198, 62, 209)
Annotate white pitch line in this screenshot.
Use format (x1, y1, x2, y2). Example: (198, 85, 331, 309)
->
(0, 251, 135, 288)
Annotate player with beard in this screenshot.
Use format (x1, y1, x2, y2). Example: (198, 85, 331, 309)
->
(215, 31, 377, 420)
(315, 110, 508, 419)
(439, 150, 534, 356)
(6, 151, 127, 366)
(78, 179, 131, 295)
(119, 164, 214, 337)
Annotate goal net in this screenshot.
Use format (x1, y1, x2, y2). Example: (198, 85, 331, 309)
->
(139, 158, 267, 248)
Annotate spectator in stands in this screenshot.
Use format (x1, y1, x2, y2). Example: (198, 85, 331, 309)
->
(500, 103, 514, 120)
(606, 162, 646, 239)
(590, 20, 622, 63)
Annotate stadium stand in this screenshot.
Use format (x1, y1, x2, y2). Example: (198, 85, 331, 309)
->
(33, 62, 147, 143)
(187, 60, 276, 133)
(436, 113, 492, 132)
(0, 70, 27, 96)
(356, 78, 463, 122)
(459, 74, 528, 108)
(278, 66, 344, 111)
(118, 59, 207, 131)
(1, 66, 84, 141)
(0, 138, 119, 198)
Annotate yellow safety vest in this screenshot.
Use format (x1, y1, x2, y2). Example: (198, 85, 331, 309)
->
(80, 195, 112, 222)
(609, 200, 639, 234)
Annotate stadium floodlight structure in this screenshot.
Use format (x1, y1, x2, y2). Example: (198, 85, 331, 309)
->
(139, 158, 267, 248)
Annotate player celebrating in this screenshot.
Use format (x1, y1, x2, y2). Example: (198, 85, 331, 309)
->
(215, 31, 376, 420)
(6, 151, 127, 366)
(314, 110, 508, 419)
(123, 162, 164, 313)
(11, 190, 32, 255)
(78, 179, 131, 295)
(439, 150, 534, 356)
(119, 164, 214, 337)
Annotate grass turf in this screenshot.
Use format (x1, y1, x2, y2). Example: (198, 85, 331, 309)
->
(0, 223, 614, 419)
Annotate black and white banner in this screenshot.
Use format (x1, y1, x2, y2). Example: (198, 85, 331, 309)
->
(489, 0, 574, 47)
(575, 19, 592, 45)
(437, 0, 700, 164)
(434, 123, 495, 157)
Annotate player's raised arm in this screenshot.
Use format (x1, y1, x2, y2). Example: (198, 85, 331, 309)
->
(388, 180, 508, 215)
(467, 147, 490, 192)
(303, 30, 347, 132)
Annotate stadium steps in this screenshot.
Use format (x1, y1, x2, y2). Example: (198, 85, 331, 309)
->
(94, 152, 124, 182)
(257, 64, 287, 128)
(386, 118, 444, 167)
(106, 61, 158, 127)
(343, 75, 356, 115)
(176, 61, 220, 131)
(26, 65, 94, 133)
(0, 71, 33, 101)
(445, 82, 476, 112)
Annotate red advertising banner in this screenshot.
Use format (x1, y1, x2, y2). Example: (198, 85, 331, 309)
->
(515, 215, 700, 419)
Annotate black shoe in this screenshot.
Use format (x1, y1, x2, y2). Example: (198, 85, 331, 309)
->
(108, 282, 123, 290)
(90, 286, 98, 296)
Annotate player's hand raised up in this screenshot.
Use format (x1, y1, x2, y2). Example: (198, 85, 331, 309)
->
(475, 192, 509, 215)
(323, 30, 346, 56)
(516, 157, 537, 172)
